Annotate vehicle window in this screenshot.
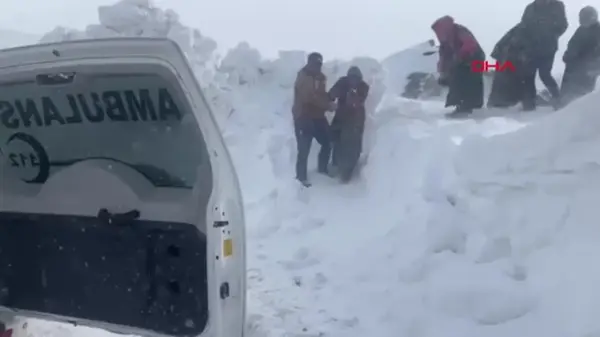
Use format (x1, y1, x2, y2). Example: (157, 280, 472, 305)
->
(0, 73, 210, 188)
(0, 211, 209, 336)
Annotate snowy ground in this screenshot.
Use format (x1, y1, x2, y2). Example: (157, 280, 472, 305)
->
(4, 1, 600, 337)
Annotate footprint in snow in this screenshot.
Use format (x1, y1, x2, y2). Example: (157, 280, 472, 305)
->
(280, 247, 320, 270)
(313, 272, 328, 288)
(245, 314, 270, 337)
(292, 272, 328, 289)
(288, 217, 325, 234)
(247, 268, 263, 283)
(255, 253, 268, 261)
(250, 218, 283, 239)
(398, 258, 430, 283)
(475, 236, 512, 263)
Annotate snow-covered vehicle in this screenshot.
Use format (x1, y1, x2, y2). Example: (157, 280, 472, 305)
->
(0, 38, 245, 337)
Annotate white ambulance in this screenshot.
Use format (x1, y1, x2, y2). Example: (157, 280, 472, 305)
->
(0, 38, 245, 337)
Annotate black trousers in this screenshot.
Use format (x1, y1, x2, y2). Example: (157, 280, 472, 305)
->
(522, 52, 560, 107)
(331, 119, 363, 181)
(561, 65, 598, 105)
(294, 117, 331, 181)
(446, 62, 484, 111)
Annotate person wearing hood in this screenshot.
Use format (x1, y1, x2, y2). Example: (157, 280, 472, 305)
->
(328, 66, 369, 183)
(292, 52, 336, 187)
(519, 0, 568, 110)
(560, 6, 600, 105)
(431, 16, 485, 116)
(487, 23, 529, 108)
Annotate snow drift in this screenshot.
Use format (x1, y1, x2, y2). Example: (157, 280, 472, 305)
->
(3, 0, 600, 337)
(416, 88, 600, 337)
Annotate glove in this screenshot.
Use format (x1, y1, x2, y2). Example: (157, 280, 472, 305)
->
(347, 90, 360, 107)
(438, 76, 449, 86)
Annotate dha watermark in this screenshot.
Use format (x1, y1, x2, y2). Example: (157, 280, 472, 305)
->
(471, 60, 516, 73)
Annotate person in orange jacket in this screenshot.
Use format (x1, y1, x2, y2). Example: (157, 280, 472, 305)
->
(291, 52, 336, 187)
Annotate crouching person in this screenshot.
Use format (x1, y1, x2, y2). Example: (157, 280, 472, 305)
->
(328, 66, 369, 183)
(292, 52, 336, 187)
(560, 6, 600, 106)
(432, 15, 485, 116)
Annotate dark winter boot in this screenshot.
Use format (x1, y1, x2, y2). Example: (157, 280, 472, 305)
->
(318, 165, 337, 178)
(550, 96, 562, 110)
(521, 101, 536, 111)
(454, 106, 473, 113)
(446, 106, 472, 118)
(339, 171, 352, 183)
(296, 178, 311, 187)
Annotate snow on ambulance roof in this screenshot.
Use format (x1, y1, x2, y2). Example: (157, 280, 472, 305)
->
(0, 71, 210, 189)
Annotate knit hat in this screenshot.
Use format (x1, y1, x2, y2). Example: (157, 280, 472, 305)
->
(347, 66, 362, 79)
(580, 6, 598, 26)
(307, 52, 323, 63)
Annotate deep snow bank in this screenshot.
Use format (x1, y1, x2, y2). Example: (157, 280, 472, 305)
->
(404, 89, 600, 336)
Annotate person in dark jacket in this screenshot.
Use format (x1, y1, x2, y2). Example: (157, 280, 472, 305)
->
(519, 0, 568, 110)
(328, 66, 369, 183)
(291, 52, 336, 187)
(487, 24, 529, 108)
(431, 16, 485, 116)
(560, 6, 600, 106)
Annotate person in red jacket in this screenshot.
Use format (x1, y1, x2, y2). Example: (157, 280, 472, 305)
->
(431, 16, 485, 116)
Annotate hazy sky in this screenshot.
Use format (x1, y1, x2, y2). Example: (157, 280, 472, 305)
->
(0, 0, 591, 60)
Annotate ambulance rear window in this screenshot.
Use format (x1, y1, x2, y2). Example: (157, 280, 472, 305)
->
(0, 72, 210, 188)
